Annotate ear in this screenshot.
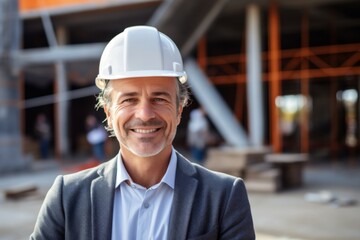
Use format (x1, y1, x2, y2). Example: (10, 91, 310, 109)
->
(104, 105, 113, 129)
(176, 105, 183, 125)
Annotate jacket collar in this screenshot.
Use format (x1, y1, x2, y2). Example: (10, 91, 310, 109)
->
(168, 151, 198, 240)
(91, 156, 117, 240)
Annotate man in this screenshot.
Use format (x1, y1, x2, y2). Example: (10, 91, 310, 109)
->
(30, 26, 255, 240)
(187, 106, 209, 163)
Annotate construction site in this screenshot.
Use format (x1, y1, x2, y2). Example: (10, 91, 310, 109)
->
(1, 0, 360, 168)
(0, 0, 360, 239)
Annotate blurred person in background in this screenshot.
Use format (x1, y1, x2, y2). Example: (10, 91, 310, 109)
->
(34, 113, 51, 159)
(187, 106, 209, 163)
(30, 26, 255, 240)
(86, 114, 107, 161)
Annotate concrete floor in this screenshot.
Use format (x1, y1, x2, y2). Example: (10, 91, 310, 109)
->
(0, 160, 359, 240)
(250, 163, 360, 240)
(0, 164, 61, 240)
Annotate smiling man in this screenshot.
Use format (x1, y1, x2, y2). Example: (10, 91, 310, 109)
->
(30, 26, 255, 240)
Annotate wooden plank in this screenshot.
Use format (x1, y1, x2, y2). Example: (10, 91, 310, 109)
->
(4, 185, 38, 199)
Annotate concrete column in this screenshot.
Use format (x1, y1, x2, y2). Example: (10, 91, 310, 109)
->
(245, 4, 264, 147)
(185, 58, 249, 147)
(0, 0, 28, 173)
(55, 62, 69, 157)
(55, 26, 69, 157)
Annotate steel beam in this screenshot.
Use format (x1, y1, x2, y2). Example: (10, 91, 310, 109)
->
(11, 43, 106, 67)
(185, 58, 249, 147)
(148, 0, 230, 57)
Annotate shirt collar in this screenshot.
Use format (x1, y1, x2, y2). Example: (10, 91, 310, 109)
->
(115, 148, 177, 189)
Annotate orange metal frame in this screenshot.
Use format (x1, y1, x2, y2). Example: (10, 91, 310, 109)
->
(199, 44, 360, 84)
(197, 37, 360, 154)
(20, 0, 105, 11)
(268, 0, 282, 153)
(197, 42, 360, 152)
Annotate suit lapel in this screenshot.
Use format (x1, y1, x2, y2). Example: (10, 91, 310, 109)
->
(168, 153, 198, 240)
(91, 157, 117, 240)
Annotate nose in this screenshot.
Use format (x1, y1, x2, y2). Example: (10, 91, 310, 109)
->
(135, 100, 156, 122)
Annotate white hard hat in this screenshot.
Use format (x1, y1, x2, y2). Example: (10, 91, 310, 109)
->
(95, 26, 187, 89)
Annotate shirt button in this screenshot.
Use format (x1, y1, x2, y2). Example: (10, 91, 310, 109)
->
(143, 202, 150, 208)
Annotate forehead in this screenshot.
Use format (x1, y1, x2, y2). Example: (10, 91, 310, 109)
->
(110, 77, 178, 94)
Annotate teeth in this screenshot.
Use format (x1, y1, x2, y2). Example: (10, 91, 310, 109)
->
(133, 129, 157, 134)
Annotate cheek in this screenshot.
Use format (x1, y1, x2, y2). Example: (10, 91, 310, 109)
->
(176, 106, 183, 125)
(112, 108, 131, 129)
(104, 107, 113, 128)
(161, 107, 180, 126)
(106, 106, 123, 130)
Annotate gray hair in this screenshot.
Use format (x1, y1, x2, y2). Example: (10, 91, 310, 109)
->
(95, 78, 190, 136)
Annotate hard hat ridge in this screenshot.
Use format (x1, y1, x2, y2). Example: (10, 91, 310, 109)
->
(95, 25, 187, 89)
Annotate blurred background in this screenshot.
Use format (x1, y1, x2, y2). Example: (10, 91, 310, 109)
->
(0, 0, 360, 239)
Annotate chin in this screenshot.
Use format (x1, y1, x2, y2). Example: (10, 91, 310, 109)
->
(128, 144, 165, 158)
(131, 150, 162, 158)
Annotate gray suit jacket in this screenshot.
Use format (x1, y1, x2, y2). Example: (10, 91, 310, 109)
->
(30, 151, 255, 240)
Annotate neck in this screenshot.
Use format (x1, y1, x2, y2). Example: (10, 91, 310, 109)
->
(120, 146, 172, 188)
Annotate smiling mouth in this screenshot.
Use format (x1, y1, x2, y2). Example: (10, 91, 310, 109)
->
(131, 128, 161, 134)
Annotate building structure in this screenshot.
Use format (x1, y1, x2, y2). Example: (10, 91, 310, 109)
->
(4, 0, 360, 169)
(0, 0, 26, 173)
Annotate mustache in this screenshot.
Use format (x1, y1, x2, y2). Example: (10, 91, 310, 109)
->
(125, 118, 165, 129)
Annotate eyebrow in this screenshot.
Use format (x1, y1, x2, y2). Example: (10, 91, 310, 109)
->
(114, 91, 172, 101)
(119, 92, 138, 97)
(114, 92, 137, 101)
(152, 91, 172, 99)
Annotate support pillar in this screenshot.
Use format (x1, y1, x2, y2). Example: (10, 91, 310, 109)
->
(0, 0, 28, 173)
(235, 34, 246, 122)
(197, 36, 207, 69)
(330, 80, 339, 159)
(300, 11, 310, 153)
(245, 4, 264, 147)
(54, 26, 69, 158)
(54, 61, 69, 158)
(40, 8, 70, 158)
(268, 0, 282, 152)
(330, 26, 338, 161)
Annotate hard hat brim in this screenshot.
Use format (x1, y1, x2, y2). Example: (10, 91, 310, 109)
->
(95, 70, 187, 89)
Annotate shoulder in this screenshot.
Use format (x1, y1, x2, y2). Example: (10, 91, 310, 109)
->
(46, 158, 116, 203)
(61, 157, 116, 187)
(176, 151, 243, 191)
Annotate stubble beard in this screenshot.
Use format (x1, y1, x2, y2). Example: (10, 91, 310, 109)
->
(118, 121, 177, 158)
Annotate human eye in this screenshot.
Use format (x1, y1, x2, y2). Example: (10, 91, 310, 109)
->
(153, 97, 166, 102)
(121, 98, 137, 104)
(152, 97, 170, 105)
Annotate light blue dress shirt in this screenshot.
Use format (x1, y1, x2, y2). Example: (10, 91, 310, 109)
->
(111, 149, 177, 240)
